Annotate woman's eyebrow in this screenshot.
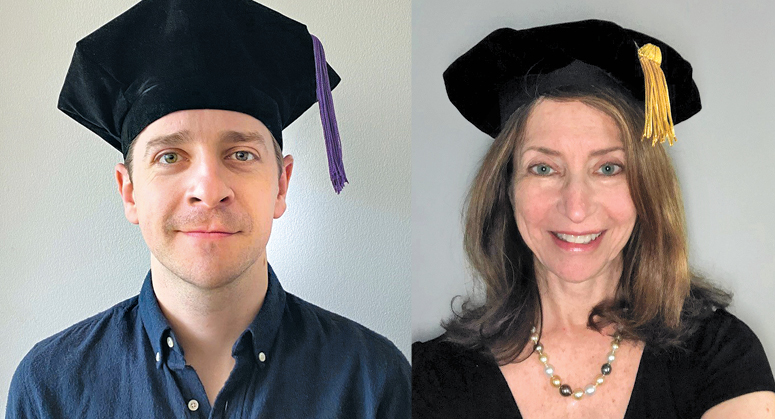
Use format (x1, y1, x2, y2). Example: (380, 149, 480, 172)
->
(521, 146, 625, 158)
(521, 146, 561, 157)
(589, 146, 625, 157)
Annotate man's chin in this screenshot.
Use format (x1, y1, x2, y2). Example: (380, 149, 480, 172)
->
(150, 245, 266, 291)
(160, 258, 259, 291)
(175, 269, 245, 291)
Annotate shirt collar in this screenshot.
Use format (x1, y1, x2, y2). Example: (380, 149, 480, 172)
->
(138, 264, 287, 368)
(138, 270, 175, 369)
(238, 263, 287, 364)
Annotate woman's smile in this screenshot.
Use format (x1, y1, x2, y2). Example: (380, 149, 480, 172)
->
(550, 230, 606, 252)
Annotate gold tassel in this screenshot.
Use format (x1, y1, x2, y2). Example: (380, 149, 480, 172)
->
(638, 43, 676, 146)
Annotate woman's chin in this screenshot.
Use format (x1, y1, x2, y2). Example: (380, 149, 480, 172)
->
(540, 262, 619, 286)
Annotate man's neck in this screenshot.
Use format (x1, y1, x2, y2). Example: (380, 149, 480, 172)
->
(150, 256, 269, 361)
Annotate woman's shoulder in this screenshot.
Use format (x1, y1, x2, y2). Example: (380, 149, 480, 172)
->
(412, 335, 517, 419)
(412, 335, 499, 390)
(656, 308, 775, 415)
(413, 335, 492, 365)
(680, 308, 769, 359)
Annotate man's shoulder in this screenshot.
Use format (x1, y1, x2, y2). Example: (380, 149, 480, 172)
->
(25, 295, 140, 359)
(283, 291, 408, 365)
(7, 296, 142, 416)
(13, 296, 141, 385)
(278, 292, 410, 417)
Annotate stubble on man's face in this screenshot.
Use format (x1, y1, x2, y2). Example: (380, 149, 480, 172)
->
(125, 109, 288, 291)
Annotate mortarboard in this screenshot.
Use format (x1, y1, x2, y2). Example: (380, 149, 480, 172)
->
(443, 19, 701, 145)
(58, 0, 347, 193)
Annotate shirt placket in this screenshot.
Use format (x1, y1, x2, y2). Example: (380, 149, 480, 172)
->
(210, 345, 261, 418)
(162, 333, 212, 418)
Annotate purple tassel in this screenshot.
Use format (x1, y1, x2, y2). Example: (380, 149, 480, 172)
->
(311, 34, 348, 194)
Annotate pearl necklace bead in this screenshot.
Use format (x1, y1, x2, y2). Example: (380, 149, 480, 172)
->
(530, 327, 622, 401)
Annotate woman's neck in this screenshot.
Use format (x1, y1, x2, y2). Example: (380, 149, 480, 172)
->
(536, 256, 622, 334)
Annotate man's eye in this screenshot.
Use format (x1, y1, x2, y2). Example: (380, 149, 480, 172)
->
(597, 163, 623, 176)
(231, 151, 256, 161)
(529, 164, 555, 176)
(159, 153, 179, 164)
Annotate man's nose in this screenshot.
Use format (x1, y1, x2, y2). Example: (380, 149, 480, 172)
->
(186, 157, 235, 208)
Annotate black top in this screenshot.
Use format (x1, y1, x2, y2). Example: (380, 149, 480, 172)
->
(413, 309, 775, 419)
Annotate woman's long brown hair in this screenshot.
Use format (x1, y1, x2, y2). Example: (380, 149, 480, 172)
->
(443, 86, 730, 364)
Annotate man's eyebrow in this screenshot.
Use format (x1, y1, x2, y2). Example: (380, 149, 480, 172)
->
(141, 130, 270, 159)
(220, 131, 269, 151)
(143, 131, 192, 159)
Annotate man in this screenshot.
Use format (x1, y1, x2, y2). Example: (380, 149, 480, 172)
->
(5, 0, 410, 417)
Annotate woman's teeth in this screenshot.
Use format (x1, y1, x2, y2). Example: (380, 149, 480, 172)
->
(554, 232, 602, 244)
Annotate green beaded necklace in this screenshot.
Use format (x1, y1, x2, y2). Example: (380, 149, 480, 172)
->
(530, 327, 622, 400)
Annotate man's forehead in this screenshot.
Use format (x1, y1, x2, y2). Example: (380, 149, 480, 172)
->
(135, 109, 273, 153)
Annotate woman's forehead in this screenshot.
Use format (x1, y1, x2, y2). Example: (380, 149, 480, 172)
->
(520, 99, 623, 155)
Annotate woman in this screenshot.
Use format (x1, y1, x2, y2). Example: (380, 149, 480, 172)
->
(412, 20, 775, 418)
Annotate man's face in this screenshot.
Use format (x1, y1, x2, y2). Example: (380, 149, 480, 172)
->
(116, 109, 293, 290)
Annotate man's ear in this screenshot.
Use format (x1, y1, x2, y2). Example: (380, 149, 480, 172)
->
(274, 155, 294, 219)
(115, 163, 139, 224)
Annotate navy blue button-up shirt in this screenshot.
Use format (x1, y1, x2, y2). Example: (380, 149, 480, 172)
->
(6, 266, 410, 418)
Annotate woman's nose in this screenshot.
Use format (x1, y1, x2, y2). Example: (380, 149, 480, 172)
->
(558, 175, 595, 223)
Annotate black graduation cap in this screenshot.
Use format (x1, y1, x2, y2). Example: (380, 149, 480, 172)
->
(443, 19, 701, 145)
(58, 0, 347, 193)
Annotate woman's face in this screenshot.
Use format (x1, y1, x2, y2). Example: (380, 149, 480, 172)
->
(512, 99, 636, 285)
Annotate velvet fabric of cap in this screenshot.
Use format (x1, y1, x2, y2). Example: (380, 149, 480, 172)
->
(58, 0, 341, 157)
(443, 19, 701, 138)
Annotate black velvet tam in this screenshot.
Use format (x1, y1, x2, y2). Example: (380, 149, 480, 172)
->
(443, 19, 701, 138)
(58, 0, 340, 156)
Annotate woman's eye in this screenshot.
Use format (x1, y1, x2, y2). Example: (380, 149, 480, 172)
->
(529, 164, 555, 176)
(231, 151, 256, 161)
(159, 153, 179, 164)
(597, 163, 623, 176)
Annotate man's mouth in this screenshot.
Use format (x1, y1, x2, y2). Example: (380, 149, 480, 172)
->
(180, 230, 237, 238)
(552, 231, 603, 245)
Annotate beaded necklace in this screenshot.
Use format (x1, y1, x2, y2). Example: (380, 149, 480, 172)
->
(530, 327, 622, 400)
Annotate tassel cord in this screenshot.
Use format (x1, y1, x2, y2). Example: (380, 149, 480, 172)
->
(311, 34, 348, 193)
(638, 44, 677, 146)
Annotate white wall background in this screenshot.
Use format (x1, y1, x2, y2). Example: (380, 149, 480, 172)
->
(0, 0, 410, 410)
(412, 0, 775, 372)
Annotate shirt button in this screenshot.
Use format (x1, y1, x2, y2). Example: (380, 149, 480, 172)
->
(188, 399, 199, 411)
(155, 352, 161, 362)
(167, 337, 174, 348)
(258, 352, 266, 362)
